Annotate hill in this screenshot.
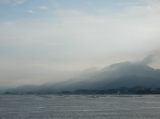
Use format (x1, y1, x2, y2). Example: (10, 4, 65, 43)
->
(3, 62, 160, 93)
(47, 62, 160, 91)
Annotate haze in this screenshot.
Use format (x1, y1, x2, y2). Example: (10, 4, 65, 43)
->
(0, 0, 160, 88)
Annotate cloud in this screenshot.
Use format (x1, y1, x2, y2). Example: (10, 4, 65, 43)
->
(139, 51, 160, 65)
(55, 9, 83, 16)
(27, 10, 36, 14)
(50, 0, 60, 8)
(0, 0, 26, 5)
(14, 0, 25, 5)
(117, 2, 143, 5)
(39, 6, 48, 10)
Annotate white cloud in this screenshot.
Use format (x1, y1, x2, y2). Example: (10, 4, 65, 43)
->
(39, 6, 48, 10)
(55, 9, 83, 16)
(0, 0, 26, 5)
(27, 10, 36, 14)
(50, 0, 60, 8)
(14, 0, 25, 5)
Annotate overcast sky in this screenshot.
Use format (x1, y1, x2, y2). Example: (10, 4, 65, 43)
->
(0, 0, 160, 87)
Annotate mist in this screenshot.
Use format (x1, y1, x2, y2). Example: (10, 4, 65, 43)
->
(0, 0, 160, 88)
(139, 51, 160, 64)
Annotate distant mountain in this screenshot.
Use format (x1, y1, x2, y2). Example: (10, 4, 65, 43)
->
(4, 62, 160, 93)
(46, 62, 160, 91)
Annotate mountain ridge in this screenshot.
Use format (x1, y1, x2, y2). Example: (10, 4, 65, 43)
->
(3, 62, 160, 93)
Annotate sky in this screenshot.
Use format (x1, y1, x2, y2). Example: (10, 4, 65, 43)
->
(0, 0, 160, 88)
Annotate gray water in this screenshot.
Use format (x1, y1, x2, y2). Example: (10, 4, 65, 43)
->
(0, 95, 160, 119)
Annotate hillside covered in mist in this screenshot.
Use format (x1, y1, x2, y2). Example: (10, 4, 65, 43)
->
(3, 61, 160, 94)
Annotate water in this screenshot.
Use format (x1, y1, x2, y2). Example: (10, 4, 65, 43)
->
(0, 95, 160, 119)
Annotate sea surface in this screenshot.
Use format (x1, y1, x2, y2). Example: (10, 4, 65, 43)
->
(0, 95, 160, 119)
